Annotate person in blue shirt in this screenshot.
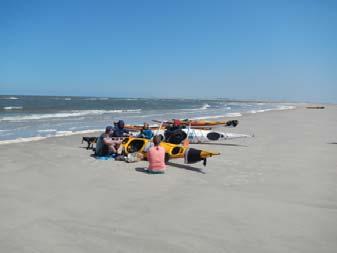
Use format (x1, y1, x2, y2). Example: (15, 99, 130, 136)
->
(138, 122, 154, 139)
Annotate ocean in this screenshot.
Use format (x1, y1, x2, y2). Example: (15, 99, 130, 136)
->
(0, 95, 296, 144)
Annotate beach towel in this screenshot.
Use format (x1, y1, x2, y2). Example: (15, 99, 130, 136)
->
(95, 154, 116, 160)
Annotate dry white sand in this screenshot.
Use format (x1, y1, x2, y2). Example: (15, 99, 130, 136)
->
(0, 106, 337, 253)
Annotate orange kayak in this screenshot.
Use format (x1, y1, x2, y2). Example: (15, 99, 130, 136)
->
(152, 119, 239, 127)
(124, 124, 212, 131)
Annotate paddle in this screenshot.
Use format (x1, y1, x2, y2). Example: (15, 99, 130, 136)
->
(183, 123, 191, 147)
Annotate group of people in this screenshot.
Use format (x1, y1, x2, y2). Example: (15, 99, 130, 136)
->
(95, 120, 166, 173)
(95, 120, 130, 155)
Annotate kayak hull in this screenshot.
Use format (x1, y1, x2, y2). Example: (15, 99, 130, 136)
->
(121, 137, 219, 164)
(152, 119, 239, 128)
(136, 129, 253, 144)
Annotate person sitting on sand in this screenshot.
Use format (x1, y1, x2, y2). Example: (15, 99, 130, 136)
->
(146, 135, 166, 174)
(112, 120, 130, 137)
(137, 122, 154, 139)
(95, 126, 122, 156)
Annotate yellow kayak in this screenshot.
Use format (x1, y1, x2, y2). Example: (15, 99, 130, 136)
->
(121, 137, 220, 165)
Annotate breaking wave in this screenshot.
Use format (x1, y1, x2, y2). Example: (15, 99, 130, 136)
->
(37, 129, 57, 133)
(1, 97, 19, 100)
(200, 103, 210, 110)
(0, 129, 102, 145)
(3, 106, 23, 110)
(84, 97, 109, 101)
(190, 115, 228, 120)
(225, 113, 243, 117)
(249, 105, 295, 114)
(0, 109, 142, 121)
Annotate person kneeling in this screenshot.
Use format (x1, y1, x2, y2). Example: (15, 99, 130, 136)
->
(146, 135, 166, 174)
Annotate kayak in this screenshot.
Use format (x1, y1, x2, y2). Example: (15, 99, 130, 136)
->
(184, 129, 253, 143)
(121, 137, 220, 165)
(152, 119, 239, 127)
(134, 128, 253, 144)
(124, 124, 162, 131)
(125, 124, 212, 131)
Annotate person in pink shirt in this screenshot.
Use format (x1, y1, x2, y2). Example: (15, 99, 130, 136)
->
(146, 135, 166, 174)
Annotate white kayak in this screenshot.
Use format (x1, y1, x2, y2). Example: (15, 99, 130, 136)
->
(133, 128, 253, 144)
(181, 128, 253, 144)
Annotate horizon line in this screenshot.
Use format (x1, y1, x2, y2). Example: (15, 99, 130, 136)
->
(0, 93, 333, 105)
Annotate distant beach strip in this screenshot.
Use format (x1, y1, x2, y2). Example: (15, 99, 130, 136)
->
(0, 95, 296, 144)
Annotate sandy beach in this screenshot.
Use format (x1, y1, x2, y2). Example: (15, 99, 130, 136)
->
(1, 105, 337, 253)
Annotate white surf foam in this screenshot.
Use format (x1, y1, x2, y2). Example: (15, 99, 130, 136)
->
(1, 97, 19, 100)
(277, 105, 296, 110)
(225, 112, 242, 117)
(84, 97, 109, 101)
(249, 105, 295, 114)
(200, 103, 210, 110)
(0, 129, 102, 145)
(69, 126, 89, 130)
(190, 115, 227, 120)
(3, 106, 23, 110)
(0, 109, 142, 121)
(249, 109, 272, 114)
(37, 129, 57, 133)
(52, 129, 102, 138)
(177, 104, 210, 112)
(0, 136, 47, 145)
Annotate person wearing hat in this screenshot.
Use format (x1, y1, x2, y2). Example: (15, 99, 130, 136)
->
(112, 120, 130, 137)
(95, 126, 122, 156)
(164, 119, 186, 144)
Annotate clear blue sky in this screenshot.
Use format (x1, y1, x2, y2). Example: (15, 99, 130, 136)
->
(1, 0, 336, 102)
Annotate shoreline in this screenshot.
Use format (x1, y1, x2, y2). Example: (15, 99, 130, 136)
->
(0, 103, 299, 145)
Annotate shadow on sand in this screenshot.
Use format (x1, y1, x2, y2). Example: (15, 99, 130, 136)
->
(79, 146, 95, 150)
(135, 167, 148, 173)
(328, 142, 337, 144)
(197, 143, 247, 147)
(134, 167, 165, 174)
(135, 163, 205, 174)
(166, 162, 206, 174)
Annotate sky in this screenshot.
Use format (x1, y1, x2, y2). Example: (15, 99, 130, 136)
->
(0, 0, 336, 102)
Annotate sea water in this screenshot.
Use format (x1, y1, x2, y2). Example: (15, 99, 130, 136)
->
(0, 95, 295, 143)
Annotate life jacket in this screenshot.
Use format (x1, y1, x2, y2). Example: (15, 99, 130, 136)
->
(141, 129, 154, 139)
